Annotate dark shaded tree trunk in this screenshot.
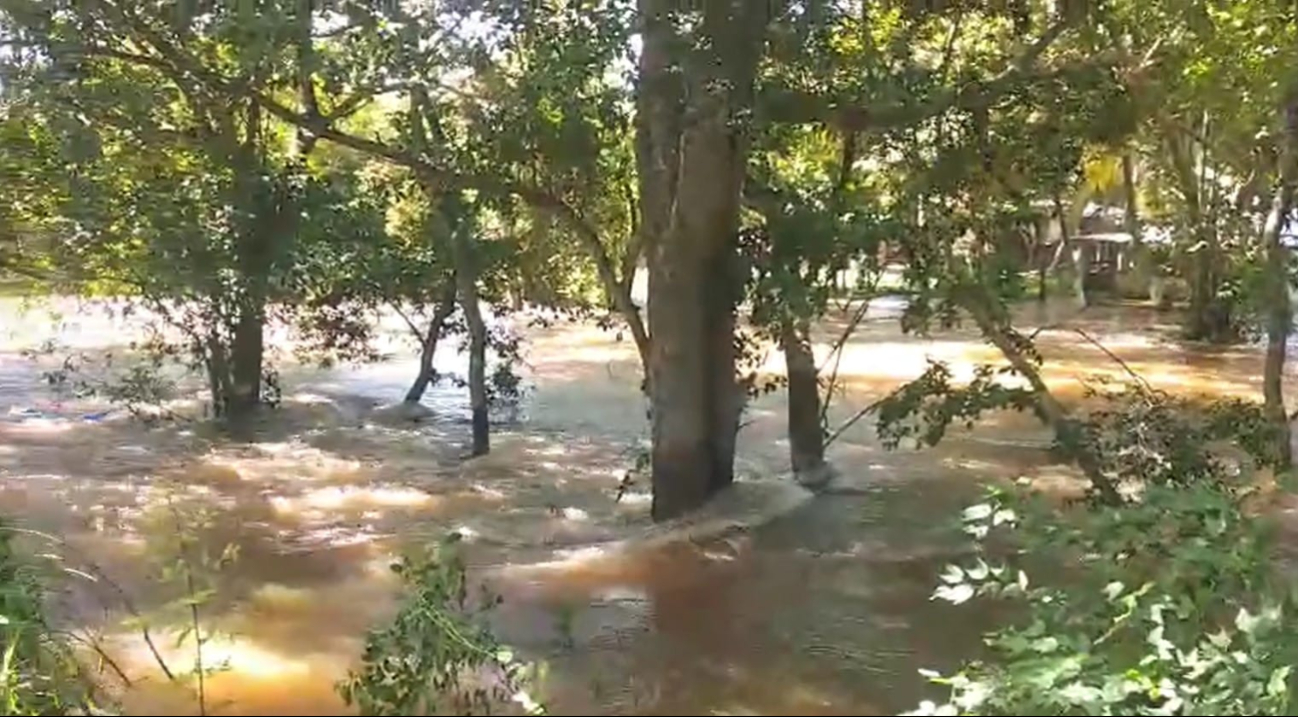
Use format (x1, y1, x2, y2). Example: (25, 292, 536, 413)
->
(226, 163, 272, 419)
(227, 306, 265, 417)
(404, 278, 458, 404)
(639, 0, 766, 522)
(781, 317, 826, 479)
(1262, 98, 1298, 471)
(462, 283, 489, 457)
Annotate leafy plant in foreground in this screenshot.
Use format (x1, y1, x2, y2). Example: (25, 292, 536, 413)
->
(909, 465, 1296, 714)
(338, 538, 545, 716)
(0, 526, 101, 715)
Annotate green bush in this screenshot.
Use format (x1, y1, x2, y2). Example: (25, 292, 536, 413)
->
(909, 467, 1296, 714)
(337, 538, 545, 716)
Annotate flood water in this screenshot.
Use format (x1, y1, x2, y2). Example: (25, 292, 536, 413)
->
(0, 296, 1284, 715)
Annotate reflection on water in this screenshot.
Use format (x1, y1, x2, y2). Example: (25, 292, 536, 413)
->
(0, 298, 1290, 715)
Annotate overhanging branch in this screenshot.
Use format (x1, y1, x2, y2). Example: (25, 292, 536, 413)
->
(762, 20, 1077, 133)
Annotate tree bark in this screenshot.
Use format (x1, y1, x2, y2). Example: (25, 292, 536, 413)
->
(227, 108, 272, 420)
(227, 306, 265, 417)
(1121, 152, 1151, 295)
(961, 286, 1120, 504)
(640, 0, 766, 522)
(404, 278, 458, 404)
(447, 212, 489, 457)
(782, 316, 826, 479)
(462, 284, 489, 457)
(1262, 99, 1298, 471)
(1052, 192, 1086, 308)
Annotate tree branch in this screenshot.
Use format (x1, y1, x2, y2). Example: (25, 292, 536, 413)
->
(762, 20, 1076, 132)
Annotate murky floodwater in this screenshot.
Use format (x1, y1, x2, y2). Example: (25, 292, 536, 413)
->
(0, 296, 1288, 715)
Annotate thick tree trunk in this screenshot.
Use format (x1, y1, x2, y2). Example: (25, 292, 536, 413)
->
(227, 307, 265, 417)
(639, 0, 765, 521)
(404, 279, 458, 404)
(1262, 99, 1298, 471)
(782, 317, 826, 480)
(649, 236, 725, 520)
(645, 119, 747, 521)
(227, 195, 271, 420)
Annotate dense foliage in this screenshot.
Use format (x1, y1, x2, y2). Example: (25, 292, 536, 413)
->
(3, 0, 1298, 713)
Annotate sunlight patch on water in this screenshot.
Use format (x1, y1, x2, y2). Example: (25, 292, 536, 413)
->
(267, 485, 433, 516)
(195, 444, 369, 485)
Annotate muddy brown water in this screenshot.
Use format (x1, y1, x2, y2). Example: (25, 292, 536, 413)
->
(0, 297, 1287, 715)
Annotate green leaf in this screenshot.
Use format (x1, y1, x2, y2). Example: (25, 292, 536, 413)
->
(965, 559, 990, 582)
(933, 584, 975, 605)
(1236, 607, 1260, 634)
(1267, 665, 1291, 697)
(939, 564, 965, 585)
(1031, 636, 1060, 653)
(963, 503, 993, 521)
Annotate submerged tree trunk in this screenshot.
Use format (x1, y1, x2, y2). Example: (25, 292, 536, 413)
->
(1262, 99, 1298, 471)
(781, 317, 827, 483)
(446, 219, 489, 457)
(649, 214, 741, 519)
(638, 0, 765, 521)
(462, 283, 489, 457)
(404, 278, 458, 404)
(227, 307, 265, 417)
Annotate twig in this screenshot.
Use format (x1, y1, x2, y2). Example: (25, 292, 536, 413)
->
(816, 297, 873, 425)
(1068, 328, 1153, 393)
(0, 527, 176, 682)
(824, 396, 885, 449)
(52, 629, 132, 688)
(166, 498, 206, 717)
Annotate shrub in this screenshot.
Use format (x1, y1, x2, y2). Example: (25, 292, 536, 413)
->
(908, 389, 1298, 716)
(337, 538, 545, 716)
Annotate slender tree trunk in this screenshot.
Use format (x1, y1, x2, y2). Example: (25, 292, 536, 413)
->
(462, 285, 489, 457)
(961, 286, 1120, 504)
(1121, 152, 1150, 295)
(1052, 192, 1086, 308)
(445, 223, 489, 456)
(782, 316, 826, 481)
(404, 278, 458, 404)
(205, 331, 232, 418)
(1262, 99, 1298, 471)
